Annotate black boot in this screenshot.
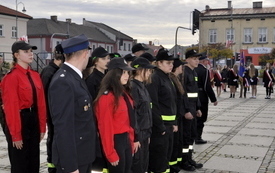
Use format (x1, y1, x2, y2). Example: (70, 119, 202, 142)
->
(232, 94, 235, 98)
(229, 94, 232, 98)
(188, 150, 203, 169)
(180, 153, 195, 171)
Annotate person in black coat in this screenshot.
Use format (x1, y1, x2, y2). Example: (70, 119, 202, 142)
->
(263, 63, 274, 99)
(221, 65, 229, 92)
(194, 55, 217, 144)
(40, 44, 64, 173)
(48, 34, 97, 173)
(130, 57, 155, 173)
(227, 64, 239, 98)
(85, 47, 110, 100)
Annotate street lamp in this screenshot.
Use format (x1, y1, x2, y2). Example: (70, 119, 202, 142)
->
(16, 0, 27, 41)
(174, 26, 191, 58)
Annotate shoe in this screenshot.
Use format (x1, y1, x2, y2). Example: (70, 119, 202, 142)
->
(265, 96, 269, 99)
(195, 139, 207, 144)
(180, 162, 196, 171)
(189, 159, 203, 169)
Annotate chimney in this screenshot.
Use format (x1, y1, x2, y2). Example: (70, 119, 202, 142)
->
(51, 15, 58, 22)
(149, 41, 152, 45)
(253, 1, 262, 8)
(205, 5, 210, 11)
(228, 1, 232, 9)
(66, 18, 71, 24)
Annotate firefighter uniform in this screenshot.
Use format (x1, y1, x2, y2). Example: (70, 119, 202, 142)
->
(146, 49, 176, 173)
(195, 62, 217, 143)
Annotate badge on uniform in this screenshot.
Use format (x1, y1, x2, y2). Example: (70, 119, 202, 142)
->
(84, 105, 89, 111)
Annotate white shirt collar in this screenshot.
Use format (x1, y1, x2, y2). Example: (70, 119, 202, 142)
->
(64, 62, 83, 78)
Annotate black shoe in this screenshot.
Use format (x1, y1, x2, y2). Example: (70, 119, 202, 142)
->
(189, 159, 203, 169)
(180, 162, 196, 171)
(195, 139, 207, 144)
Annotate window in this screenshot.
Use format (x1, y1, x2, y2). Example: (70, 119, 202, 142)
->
(124, 43, 126, 51)
(12, 26, 17, 38)
(106, 46, 109, 52)
(226, 28, 234, 42)
(209, 29, 217, 43)
(273, 28, 275, 42)
(92, 45, 96, 51)
(128, 44, 131, 51)
(111, 46, 113, 53)
(0, 25, 3, 36)
(258, 28, 267, 43)
(244, 28, 252, 43)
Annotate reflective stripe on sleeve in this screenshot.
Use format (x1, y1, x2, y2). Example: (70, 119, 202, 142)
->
(161, 115, 176, 121)
(182, 148, 189, 153)
(187, 93, 198, 98)
(47, 163, 55, 168)
(189, 145, 193, 150)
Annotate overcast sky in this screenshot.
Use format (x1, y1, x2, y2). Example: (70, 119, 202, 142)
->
(1, 0, 274, 48)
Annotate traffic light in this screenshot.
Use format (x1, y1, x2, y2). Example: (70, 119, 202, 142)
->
(192, 9, 200, 35)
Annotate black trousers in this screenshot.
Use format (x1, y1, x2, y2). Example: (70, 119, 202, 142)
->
(5, 110, 40, 173)
(46, 114, 56, 173)
(149, 125, 173, 173)
(107, 132, 132, 173)
(131, 137, 149, 173)
(56, 164, 91, 173)
(196, 102, 208, 140)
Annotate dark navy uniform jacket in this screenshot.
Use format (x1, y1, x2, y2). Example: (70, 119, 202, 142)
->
(48, 64, 97, 172)
(131, 79, 152, 141)
(195, 64, 217, 104)
(146, 68, 177, 134)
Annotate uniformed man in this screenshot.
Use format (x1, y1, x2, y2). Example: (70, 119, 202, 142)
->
(40, 44, 65, 173)
(194, 54, 218, 144)
(132, 43, 149, 57)
(48, 34, 97, 173)
(180, 49, 203, 171)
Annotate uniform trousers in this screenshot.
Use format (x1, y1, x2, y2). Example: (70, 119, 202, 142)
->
(131, 136, 150, 173)
(196, 102, 208, 140)
(5, 110, 40, 173)
(149, 124, 173, 173)
(56, 164, 91, 173)
(182, 102, 197, 148)
(46, 115, 56, 173)
(107, 132, 132, 173)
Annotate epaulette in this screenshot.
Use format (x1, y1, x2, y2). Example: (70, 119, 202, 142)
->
(103, 90, 109, 95)
(59, 69, 67, 78)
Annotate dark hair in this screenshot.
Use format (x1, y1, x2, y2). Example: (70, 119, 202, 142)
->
(170, 72, 184, 95)
(94, 68, 131, 111)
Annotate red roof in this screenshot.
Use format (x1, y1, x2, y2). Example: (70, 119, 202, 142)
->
(0, 5, 32, 19)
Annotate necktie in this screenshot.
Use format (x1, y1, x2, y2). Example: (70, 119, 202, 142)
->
(26, 71, 37, 108)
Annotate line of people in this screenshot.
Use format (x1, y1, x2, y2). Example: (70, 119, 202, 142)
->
(0, 34, 219, 173)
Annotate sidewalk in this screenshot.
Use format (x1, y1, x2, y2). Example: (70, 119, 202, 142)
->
(1, 86, 275, 173)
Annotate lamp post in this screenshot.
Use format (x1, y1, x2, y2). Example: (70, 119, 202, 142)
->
(175, 26, 191, 58)
(16, 0, 26, 41)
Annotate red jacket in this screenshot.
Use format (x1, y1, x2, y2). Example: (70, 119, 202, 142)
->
(1, 64, 46, 142)
(95, 91, 134, 163)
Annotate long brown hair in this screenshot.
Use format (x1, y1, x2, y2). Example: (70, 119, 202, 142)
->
(170, 72, 184, 95)
(249, 63, 256, 77)
(94, 68, 131, 111)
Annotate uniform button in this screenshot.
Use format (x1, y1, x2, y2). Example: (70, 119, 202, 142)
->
(62, 168, 64, 170)
(80, 137, 82, 139)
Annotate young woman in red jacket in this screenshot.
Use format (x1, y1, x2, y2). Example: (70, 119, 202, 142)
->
(1, 41, 46, 173)
(94, 57, 135, 173)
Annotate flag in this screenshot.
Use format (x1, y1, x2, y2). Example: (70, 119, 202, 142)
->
(225, 40, 233, 48)
(19, 35, 28, 43)
(238, 51, 245, 76)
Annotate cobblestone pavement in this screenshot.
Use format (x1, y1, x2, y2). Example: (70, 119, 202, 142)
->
(1, 86, 275, 173)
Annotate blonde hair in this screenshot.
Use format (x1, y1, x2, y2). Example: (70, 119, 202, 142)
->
(249, 63, 255, 78)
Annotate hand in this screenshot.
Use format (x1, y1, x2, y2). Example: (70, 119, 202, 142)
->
(134, 142, 141, 153)
(161, 131, 166, 135)
(173, 125, 178, 132)
(148, 138, 150, 144)
(213, 101, 218, 106)
(13, 140, 23, 150)
(71, 170, 79, 173)
(184, 112, 193, 120)
(196, 110, 202, 117)
(110, 160, 119, 166)
(40, 133, 45, 142)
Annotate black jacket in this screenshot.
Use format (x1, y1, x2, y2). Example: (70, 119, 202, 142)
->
(182, 66, 201, 113)
(48, 64, 97, 172)
(146, 68, 177, 133)
(131, 79, 152, 141)
(85, 68, 104, 99)
(195, 64, 217, 103)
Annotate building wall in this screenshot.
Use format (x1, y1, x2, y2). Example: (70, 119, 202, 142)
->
(0, 14, 29, 62)
(199, 16, 275, 65)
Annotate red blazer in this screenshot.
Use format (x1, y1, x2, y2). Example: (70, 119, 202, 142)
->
(95, 91, 134, 163)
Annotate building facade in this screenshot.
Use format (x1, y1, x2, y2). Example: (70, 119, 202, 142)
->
(199, 1, 275, 66)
